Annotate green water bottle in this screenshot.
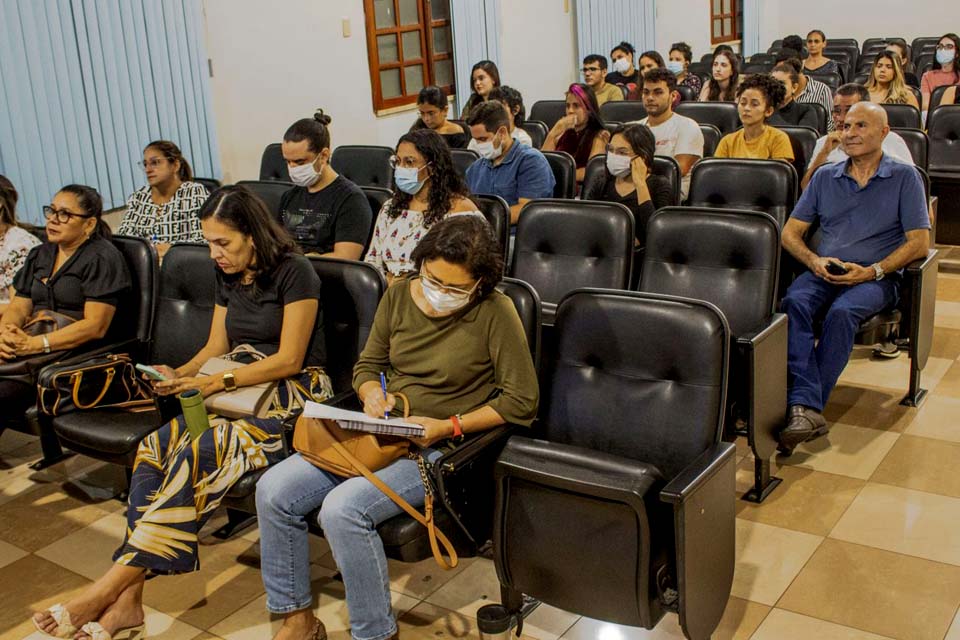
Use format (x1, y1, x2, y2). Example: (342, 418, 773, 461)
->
(178, 389, 210, 440)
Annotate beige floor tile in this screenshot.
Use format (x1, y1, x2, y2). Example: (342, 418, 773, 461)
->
(838, 352, 953, 395)
(0, 538, 28, 570)
(822, 384, 917, 433)
(936, 301, 960, 330)
(735, 463, 864, 536)
(931, 327, 960, 360)
(831, 483, 960, 565)
(750, 608, 894, 639)
(383, 555, 472, 601)
(0, 555, 91, 639)
(398, 601, 482, 639)
(903, 395, 960, 443)
(0, 481, 114, 551)
(0, 429, 36, 454)
(777, 423, 900, 480)
(778, 539, 960, 640)
(35, 512, 127, 579)
(559, 615, 680, 639)
(731, 519, 822, 606)
(935, 361, 960, 398)
(713, 597, 770, 640)
(871, 435, 960, 498)
(946, 609, 960, 640)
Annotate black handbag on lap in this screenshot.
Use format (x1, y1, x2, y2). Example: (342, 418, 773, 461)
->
(37, 353, 153, 416)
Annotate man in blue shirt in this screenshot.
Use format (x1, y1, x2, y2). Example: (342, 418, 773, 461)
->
(779, 102, 930, 453)
(465, 101, 555, 223)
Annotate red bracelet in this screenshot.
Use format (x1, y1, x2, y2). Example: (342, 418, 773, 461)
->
(450, 414, 463, 438)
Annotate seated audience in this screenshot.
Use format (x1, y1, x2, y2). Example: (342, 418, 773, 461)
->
(460, 60, 500, 120)
(278, 111, 372, 259)
(117, 140, 208, 258)
(487, 86, 533, 146)
(583, 123, 673, 244)
(1, 185, 130, 417)
(885, 39, 920, 88)
(771, 63, 822, 129)
(465, 101, 555, 224)
(715, 74, 795, 161)
(638, 50, 665, 76)
(803, 30, 840, 75)
(669, 41, 703, 99)
(256, 214, 539, 640)
(31, 185, 329, 640)
(0, 176, 40, 315)
(778, 55, 835, 130)
(779, 103, 929, 453)
(921, 33, 960, 112)
(366, 129, 480, 282)
(410, 86, 468, 149)
(802, 84, 915, 189)
(607, 41, 641, 92)
(543, 83, 611, 182)
(637, 67, 704, 199)
(700, 50, 740, 102)
(866, 52, 920, 108)
(580, 54, 624, 106)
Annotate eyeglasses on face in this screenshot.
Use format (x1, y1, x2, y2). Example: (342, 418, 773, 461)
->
(43, 206, 93, 223)
(138, 158, 170, 170)
(936, 43, 957, 50)
(581, 67, 602, 74)
(419, 271, 478, 296)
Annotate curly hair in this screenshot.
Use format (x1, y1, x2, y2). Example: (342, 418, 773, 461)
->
(736, 73, 787, 112)
(384, 128, 469, 227)
(411, 214, 503, 300)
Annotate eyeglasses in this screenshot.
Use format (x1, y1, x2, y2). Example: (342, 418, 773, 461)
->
(937, 43, 957, 50)
(419, 271, 478, 296)
(580, 67, 602, 74)
(388, 155, 430, 170)
(43, 206, 93, 224)
(138, 158, 169, 170)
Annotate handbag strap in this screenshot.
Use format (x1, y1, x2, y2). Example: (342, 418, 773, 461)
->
(328, 436, 459, 570)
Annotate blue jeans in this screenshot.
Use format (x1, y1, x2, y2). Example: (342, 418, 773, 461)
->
(781, 271, 899, 412)
(256, 449, 441, 640)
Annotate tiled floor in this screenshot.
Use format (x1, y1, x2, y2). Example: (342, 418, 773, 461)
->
(3, 273, 960, 640)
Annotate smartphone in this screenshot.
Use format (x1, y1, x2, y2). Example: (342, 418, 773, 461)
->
(136, 363, 168, 381)
(826, 261, 849, 276)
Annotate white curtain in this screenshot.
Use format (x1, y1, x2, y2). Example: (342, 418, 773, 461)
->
(574, 0, 656, 70)
(450, 0, 501, 117)
(741, 0, 763, 57)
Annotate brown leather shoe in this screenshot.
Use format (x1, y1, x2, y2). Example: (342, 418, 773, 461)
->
(778, 405, 829, 455)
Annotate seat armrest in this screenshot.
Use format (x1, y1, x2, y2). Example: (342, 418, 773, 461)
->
(660, 442, 737, 640)
(736, 313, 788, 461)
(902, 249, 938, 371)
(434, 424, 517, 474)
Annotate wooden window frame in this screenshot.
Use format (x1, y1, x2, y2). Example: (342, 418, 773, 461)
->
(363, 0, 456, 113)
(710, 0, 742, 45)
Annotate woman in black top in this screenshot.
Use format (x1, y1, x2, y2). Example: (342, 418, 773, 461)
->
(31, 186, 329, 640)
(771, 63, 821, 129)
(410, 85, 468, 149)
(0, 184, 130, 415)
(584, 123, 673, 244)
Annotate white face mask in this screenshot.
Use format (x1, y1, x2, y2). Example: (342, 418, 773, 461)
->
(612, 57, 631, 74)
(420, 275, 476, 313)
(606, 153, 632, 177)
(288, 154, 323, 188)
(469, 134, 503, 161)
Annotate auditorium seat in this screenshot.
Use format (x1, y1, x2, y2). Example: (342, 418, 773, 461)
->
(519, 120, 549, 149)
(776, 125, 820, 186)
(687, 158, 798, 228)
(599, 100, 647, 123)
(450, 148, 479, 178)
(259, 143, 290, 182)
(699, 123, 722, 157)
(529, 100, 567, 130)
(541, 150, 577, 199)
(235, 180, 293, 216)
(330, 145, 394, 188)
(927, 105, 960, 244)
(193, 177, 221, 193)
(473, 193, 511, 264)
(881, 104, 922, 129)
(891, 127, 929, 170)
(675, 102, 741, 135)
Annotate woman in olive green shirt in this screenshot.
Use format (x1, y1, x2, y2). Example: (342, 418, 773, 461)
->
(256, 214, 538, 640)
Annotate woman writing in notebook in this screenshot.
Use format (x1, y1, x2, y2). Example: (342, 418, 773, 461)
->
(256, 215, 539, 640)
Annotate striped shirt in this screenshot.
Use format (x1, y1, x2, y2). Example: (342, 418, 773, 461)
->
(117, 182, 208, 243)
(796, 78, 835, 131)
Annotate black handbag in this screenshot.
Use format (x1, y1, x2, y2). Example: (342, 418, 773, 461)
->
(0, 310, 76, 384)
(37, 353, 153, 416)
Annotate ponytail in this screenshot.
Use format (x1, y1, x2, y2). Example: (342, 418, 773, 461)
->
(145, 140, 193, 182)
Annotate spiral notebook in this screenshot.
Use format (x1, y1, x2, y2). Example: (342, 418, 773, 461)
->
(302, 401, 425, 438)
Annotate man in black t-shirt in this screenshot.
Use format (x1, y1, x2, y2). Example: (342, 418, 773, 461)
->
(277, 114, 372, 258)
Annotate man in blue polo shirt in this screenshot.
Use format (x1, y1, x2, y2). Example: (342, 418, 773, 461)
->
(465, 101, 555, 223)
(778, 102, 930, 454)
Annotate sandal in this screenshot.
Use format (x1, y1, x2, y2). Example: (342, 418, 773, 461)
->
(77, 621, 145, 640)
(32, 603, 77, 638)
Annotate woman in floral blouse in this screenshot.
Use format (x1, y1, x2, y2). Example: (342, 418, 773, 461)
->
(0, 176, 40, 315)
(365, 129, 482, 283)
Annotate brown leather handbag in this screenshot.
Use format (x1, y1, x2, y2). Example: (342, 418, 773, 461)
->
(37, 353, 153, 416)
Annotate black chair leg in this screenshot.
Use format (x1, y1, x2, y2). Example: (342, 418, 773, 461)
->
(29, 429, 74, 471)
(900, 357, 928, 407)
(213, 508, 258, 539)
(742, 456, 782, 504)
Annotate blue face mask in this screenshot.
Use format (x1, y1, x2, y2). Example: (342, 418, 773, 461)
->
(936, 48, 956, 66)
(666, 60, 684, 75)
(394, 165, 428, 194)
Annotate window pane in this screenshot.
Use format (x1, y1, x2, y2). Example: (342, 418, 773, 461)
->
(399, 0, 419, 25)
(377, 34, 399, 63)
(432, 25, 451, 54)
(713, 19, 722, 38)
(723, 0, 731, 13)
(431, 0, 450, 21)
(374, 0, 395, 28)
(401, 30, 422, 60)
(381, 68, 402, 99)
(405, 64, 424, 94)
(723, 17, 732, 35)
(434, 58, 453, 86)
(713, 0, 721, 14)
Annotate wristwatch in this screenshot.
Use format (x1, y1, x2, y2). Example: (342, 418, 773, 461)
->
(871, 263, 885, 281)
(41, 335, 51, 354)
(222, 372, 238, 392)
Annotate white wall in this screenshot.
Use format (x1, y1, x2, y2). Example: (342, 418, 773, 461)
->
(656, 0, 713, 62)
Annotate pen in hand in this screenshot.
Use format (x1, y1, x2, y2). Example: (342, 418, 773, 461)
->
(380, 371, 389, 420)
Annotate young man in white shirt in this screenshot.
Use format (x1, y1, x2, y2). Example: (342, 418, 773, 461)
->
(802, 83, 915, 189)
(636, 67, 704, 200)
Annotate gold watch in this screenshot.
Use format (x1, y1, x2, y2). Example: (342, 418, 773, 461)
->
(222, 372, 238, 392)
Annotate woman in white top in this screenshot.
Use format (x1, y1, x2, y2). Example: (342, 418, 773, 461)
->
(366, 129, 481, 283)
(488, 86, 533, 146)
(117, 140, 208, 259)
(0, 176, 40, 315)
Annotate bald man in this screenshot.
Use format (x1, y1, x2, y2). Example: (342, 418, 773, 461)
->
(778, 102, 930, 454)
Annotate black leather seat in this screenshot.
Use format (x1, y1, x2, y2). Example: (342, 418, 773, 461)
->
(360, 186, 393, 253)
(929, 85, 953, 113)
(881, 104, 922, 129)
(450, 148, 479, 178)
(891, 128, 928, 170)
(699, 123, 722, 158)
(259, 143, 290, 182)
(330, 145, 394, 188)
(676, 85, 697, 103)
(484, 290, 736, 640)
(805, 70, 842, 93)
(927, 105, 960, 244)
(639, 208, 787, 503)
(675, 102, 741, 135)
(581, 155, 682, 208)
(529, 101, 567, 131)
(473, 194, 511, 263)
(802, 102, 829, 135)
(687, 158, 798, 228)
(599, 100, 647, 123)
(776, 125, 820, 187)
(51, 245, 216, 470)
(541, 151, 577, 199)
(234, 180, 293, 216)
(194, 177, 221, 193)
(743, 63, 773, 75)
(749, 52, 777, 64)
(510, 199, 633, 323)
(519, 120, 548, 149)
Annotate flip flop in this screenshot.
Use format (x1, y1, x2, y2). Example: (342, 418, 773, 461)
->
(78, 621, 145, 640)
(32, 603, 78, 638)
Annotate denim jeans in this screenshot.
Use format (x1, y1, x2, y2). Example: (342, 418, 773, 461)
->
(256, 449, 441, 640)
(781, 271, 898, 412)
